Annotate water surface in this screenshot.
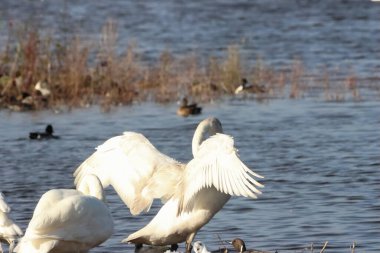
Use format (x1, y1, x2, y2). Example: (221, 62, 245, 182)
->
(1, 0, 379, 76)
(0, 99, 379, 252)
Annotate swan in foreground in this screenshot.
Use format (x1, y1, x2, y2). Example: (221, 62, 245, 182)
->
(193, 241, 211, 253)
(74, 117, 263, 252)
(14, 174, 113, 253)
(0, 192, 23, 253)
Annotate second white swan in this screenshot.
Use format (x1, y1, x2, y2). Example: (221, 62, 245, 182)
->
(15, 174, 113, 253)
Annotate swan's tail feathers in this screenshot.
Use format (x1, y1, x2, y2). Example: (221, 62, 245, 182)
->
(13, 241, 40, 253)
(12, 224, 24, 237)
(130, 197, 152, 216)
(14, 238, 56, 253)
(121, 234, 144, 245)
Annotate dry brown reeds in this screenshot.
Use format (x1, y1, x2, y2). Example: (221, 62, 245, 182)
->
(0, 21, 377, 111)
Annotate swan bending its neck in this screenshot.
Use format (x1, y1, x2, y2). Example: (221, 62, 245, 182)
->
(192, 117, 223, 157)
(77, 174, 106, 202)
(15, 174, 112, 253)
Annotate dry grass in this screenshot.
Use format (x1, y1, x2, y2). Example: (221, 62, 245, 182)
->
(0, 21, 377, 111)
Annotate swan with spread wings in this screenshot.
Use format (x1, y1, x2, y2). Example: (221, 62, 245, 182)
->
(74, 117, 263, 252)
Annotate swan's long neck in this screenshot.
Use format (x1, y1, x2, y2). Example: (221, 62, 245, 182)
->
(192, 117, 223, 157)
(77, 174, 106, 202)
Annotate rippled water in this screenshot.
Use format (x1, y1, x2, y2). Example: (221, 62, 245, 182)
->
(1, 0, 380, 76)
(0, 99, 379, 252)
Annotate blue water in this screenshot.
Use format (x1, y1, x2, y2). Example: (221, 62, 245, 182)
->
(0, 0, 380, 77)
(1, 0, 380, 252)
(1, 98, 379, 252)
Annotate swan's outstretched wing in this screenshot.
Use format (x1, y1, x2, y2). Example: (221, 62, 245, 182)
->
(180, 133, 264, 210)
(0, 192, 11, 213)
(74, 132, 184, 215)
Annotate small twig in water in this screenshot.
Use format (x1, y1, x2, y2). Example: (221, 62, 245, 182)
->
(320, 241, 328, 253)
(351, 241, 356, 253)
(215, 234, 228, 252)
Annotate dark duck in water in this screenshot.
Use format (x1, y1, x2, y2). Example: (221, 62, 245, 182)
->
(29, 124, 59, 140)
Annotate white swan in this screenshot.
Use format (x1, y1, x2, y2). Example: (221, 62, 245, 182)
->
(193, 241, 211, 253)
(14, 174, 113, 253)
(74, 117, 263, 252)
(0, 192, 23, 253)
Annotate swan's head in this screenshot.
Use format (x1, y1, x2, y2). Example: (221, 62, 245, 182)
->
(198, 117, 223, 135)
(192, 117, 223, 157)
(193, 241, 208, 253)
(77, 174, 106, 202)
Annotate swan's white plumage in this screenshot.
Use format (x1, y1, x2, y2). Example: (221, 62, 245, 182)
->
(74, 132, 183, 215)
(0, 193, 11, 213)
(73, 117, 263, 251)
(180, 133, 263, 211)
(0, 192, 23, 253)
(15, 175, 113, 253)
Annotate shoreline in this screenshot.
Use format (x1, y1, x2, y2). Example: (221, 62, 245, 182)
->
(1, 22, 379, 112)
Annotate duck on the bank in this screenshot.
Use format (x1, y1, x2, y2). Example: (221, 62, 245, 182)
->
(34, 81, 51, 97)
(74, 117, 264, 253)
(0, 192, 23, 253)
(227, 238, 270, 253)
(234, 78, 266, 95)
(29, 124, 59, 140)
(14, 174, 113, 253)
(177, 97, 202, 117)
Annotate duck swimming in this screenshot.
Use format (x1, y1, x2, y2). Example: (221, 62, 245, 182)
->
(177, 97, 202, 117)
(0, 192, 23, 253)
(234, 78, 266, 95)
(29, 124, 59, 140)
(74, 117, 263, 253)
(227, 238, 270, 253)
(15, 174, 113, 253)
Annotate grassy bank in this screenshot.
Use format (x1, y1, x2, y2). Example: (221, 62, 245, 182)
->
(0, 21, 378, 111)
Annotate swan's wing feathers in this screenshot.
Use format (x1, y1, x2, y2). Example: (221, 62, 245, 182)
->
(73, 132, 182, 215)
(74, 134, 131, 187)
(0, 192, 11, 213)
(182, 133, 264, 208)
